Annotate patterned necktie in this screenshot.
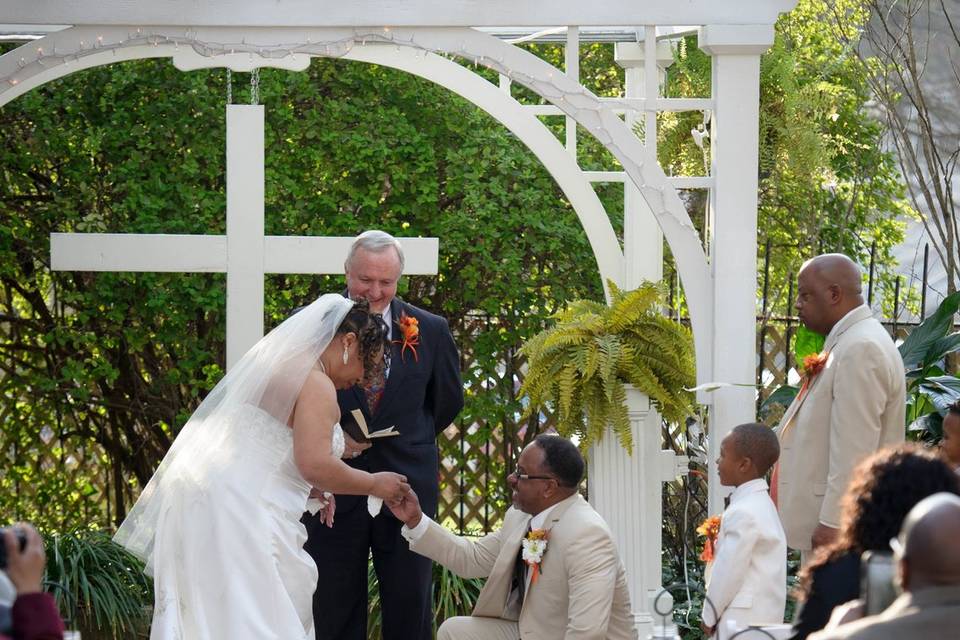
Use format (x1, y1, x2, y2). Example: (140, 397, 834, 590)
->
(363, 363, 386, 415)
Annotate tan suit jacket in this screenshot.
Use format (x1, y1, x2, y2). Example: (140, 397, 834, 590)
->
(807, 585, 960, 640)
(409, 494, 637, 640)
(777, 305, 905, 550)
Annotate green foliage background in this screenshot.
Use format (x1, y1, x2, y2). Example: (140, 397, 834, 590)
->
(0, 51, 608, 529)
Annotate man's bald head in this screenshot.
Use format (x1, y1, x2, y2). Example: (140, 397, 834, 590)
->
(897, 492, 960, 591)
(795, 253, 866, 335)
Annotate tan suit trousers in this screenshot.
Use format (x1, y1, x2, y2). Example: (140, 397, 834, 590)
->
(438, 616, 519, 640)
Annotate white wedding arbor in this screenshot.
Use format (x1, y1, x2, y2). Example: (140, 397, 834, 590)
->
(1, 1, 799, 632)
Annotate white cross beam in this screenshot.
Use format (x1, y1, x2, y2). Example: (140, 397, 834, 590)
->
(50, 105, 439, 369)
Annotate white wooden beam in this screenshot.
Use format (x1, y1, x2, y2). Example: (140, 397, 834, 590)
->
(51, 234, 440, 275)
(50, 233, 227, 272)
(226, 105, 265, 369)
(0, 1, 800, 28)
(700, 25, 774, 515)
(263, 236, 439, 274)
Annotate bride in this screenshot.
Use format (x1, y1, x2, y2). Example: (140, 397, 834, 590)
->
(114, 294, 410, 640)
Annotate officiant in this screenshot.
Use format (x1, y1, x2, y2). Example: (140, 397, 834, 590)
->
(303, 229, 465, 640)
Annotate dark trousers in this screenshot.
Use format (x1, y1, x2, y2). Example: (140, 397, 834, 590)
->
(303, 502, 434, 640)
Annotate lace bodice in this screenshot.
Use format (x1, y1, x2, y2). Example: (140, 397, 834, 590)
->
(331, 423, 345, 459)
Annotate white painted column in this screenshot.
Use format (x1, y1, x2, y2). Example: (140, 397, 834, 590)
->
(699, 25, 775, 515)
(589, 388, 687, 635)
(226, 104, 265, 370)
(587, 37, 685, 636)
(615, 38, 674, 288)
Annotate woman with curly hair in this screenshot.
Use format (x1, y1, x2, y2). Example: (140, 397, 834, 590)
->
(790, 443, 960, 639)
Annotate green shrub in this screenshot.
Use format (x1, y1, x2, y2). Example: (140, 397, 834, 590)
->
(42, 530, 152, 639)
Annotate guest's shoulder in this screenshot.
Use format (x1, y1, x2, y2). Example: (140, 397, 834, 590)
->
(808, 613, 892, 640)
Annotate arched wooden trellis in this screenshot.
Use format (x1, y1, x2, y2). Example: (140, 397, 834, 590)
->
(0, 1, 798, 632)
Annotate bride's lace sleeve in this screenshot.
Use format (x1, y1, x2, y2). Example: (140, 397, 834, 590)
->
(331, 424, 346, 460)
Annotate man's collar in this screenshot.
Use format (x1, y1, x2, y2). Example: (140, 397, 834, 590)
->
(824, 304, 872, 346)
(729, 477, 768, 504)
(529, 503, 558, 531)
(527, 492, 580, 530)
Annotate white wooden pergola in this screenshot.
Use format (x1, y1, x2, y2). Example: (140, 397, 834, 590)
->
(0, 1, 798, 632)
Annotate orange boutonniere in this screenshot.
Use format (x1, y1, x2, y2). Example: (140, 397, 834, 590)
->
(522, 529, 549, 584)
(801, 351, 829, 379)
(797, 350, 830, 397)
(696, 515, 721, 562)
(394, 312, 420, 362)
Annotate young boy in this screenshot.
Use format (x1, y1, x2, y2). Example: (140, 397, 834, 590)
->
(703, 422, 787, 637)
(942, 401, 960, 473)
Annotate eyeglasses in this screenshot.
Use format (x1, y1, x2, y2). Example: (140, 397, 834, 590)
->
(508, 469, 557, 482)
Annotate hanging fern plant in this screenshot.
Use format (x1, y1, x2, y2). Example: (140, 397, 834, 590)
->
(520, 280, 696, 453)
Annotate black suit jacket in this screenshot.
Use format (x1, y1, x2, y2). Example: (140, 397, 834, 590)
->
(336, 296, 463, 519)
(791, 552, 861, 640)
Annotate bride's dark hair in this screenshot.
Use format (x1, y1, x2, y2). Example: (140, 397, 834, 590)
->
(336, 298, 390, 377)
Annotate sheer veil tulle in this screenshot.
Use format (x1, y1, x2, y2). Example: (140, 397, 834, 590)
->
(114, 293, 354, 572)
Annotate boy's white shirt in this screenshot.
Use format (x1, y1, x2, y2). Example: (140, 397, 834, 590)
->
(704, 478, 787, 630)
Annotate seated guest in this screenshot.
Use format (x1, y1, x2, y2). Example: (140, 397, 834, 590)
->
(702, 423, 787, 637)
(791, 444, 960, 640)
(809, 492, 960, 639)
(386, 434, 637, 640)
(1, 524, 65, 640)
(941, 401, 960, 473)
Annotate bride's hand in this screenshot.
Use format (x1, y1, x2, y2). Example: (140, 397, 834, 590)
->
(320, 493, 336, 528)
(309, 489, 336, 527)
(370, 472, 410, 502)
(342, 433, 371, 460)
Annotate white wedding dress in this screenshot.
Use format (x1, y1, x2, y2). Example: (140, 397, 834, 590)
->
(147, 404, 345, 640)
(114, 294, 359, 640)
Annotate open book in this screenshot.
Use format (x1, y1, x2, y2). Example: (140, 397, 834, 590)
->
(341, 409, 400, 443)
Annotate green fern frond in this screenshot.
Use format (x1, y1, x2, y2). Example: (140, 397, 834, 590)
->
(557, 363, 579, 420)
(519, 279, 696, 452)
(608, 383, 633, 455)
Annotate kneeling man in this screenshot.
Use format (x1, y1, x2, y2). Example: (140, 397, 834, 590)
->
(388, 434, 637, 640)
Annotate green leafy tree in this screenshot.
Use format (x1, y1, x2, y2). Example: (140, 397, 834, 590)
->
(664, 0, 909, 318)
(0, 52, 604, 528)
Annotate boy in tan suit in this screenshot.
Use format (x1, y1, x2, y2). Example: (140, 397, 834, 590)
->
(387, 434, 637, 640)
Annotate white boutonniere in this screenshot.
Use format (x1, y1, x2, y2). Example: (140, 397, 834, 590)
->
(521, 529, 549, 583)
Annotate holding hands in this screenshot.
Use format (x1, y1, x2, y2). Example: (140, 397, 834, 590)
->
(386, 488, 423, 529)
(371, 472, 411, 503)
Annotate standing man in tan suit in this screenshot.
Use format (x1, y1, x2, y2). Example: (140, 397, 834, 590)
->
(388, 434, 637, 640)
(776, 254, 905, 554)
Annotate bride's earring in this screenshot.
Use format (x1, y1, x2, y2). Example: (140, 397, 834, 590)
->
(342, 344, 349, 365)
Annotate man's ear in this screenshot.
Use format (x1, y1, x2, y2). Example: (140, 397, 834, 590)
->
(828, 283, 843, 304)
(897, 557, 910, 592)
(542, 480, 559, 500)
